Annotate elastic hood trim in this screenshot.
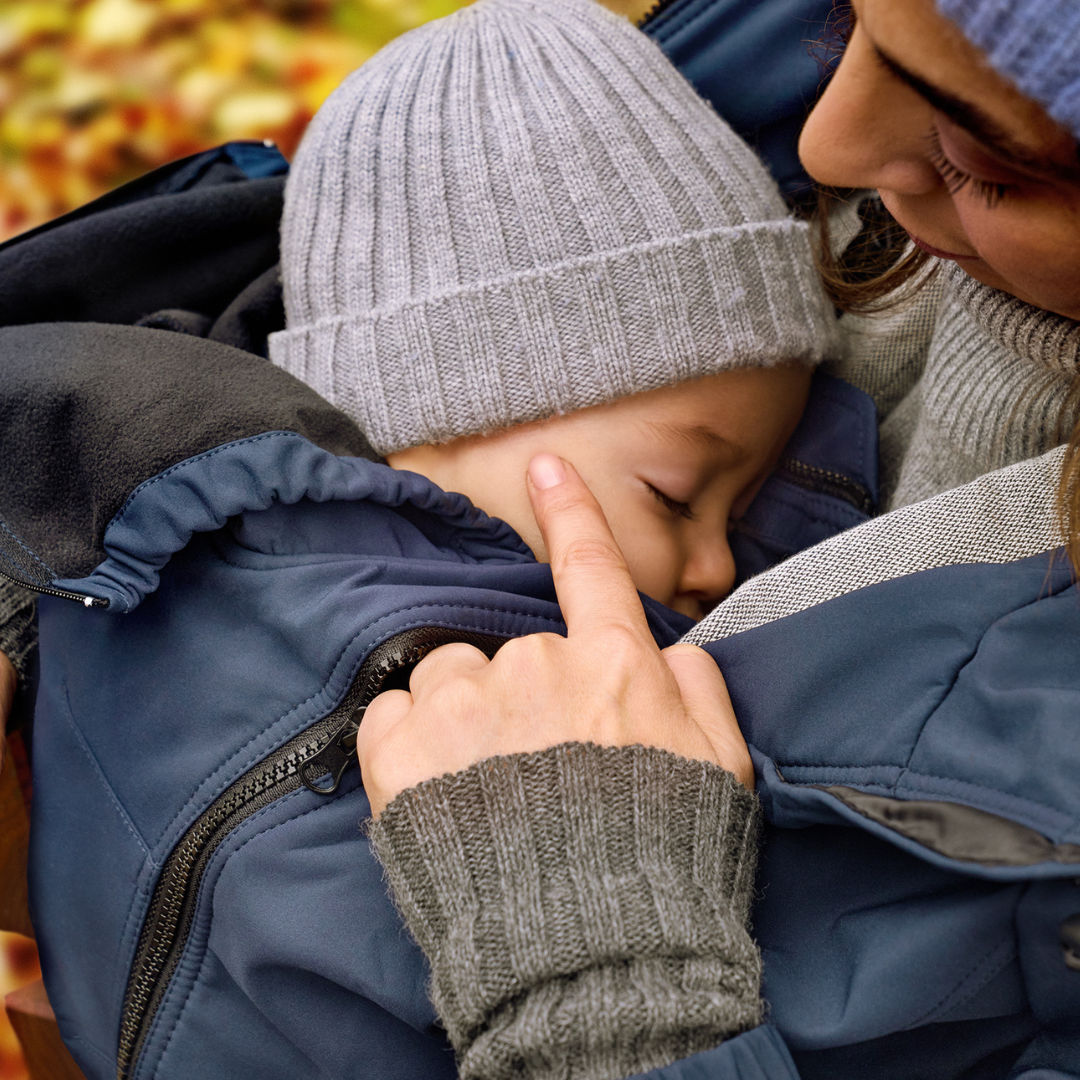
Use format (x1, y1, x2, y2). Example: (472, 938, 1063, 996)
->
(54, 432, 532, 612)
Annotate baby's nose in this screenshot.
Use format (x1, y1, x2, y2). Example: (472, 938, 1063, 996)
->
(677, 534, 737, 614)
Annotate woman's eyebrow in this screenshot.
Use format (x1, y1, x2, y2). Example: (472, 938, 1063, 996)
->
(873, 43, 1080, 181)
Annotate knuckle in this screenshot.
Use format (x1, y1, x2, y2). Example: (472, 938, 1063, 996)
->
(554, 536, 621, 572)
(600, 621, 649, 667)
(410, 642, 484, 683)
(422, 641, 485, 667)
(494, 632, 558, 671)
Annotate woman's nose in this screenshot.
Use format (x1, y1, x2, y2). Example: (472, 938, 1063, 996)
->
(798, 22, 941, 197)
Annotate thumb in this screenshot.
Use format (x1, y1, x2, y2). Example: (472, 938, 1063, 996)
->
(662, 644, 754, 789)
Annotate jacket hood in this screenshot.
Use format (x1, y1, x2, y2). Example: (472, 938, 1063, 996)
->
(59, 432, 535, 613)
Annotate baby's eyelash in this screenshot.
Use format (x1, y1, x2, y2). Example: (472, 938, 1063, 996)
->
(927, 131, 1008, 208)
(647, 484, 696, 521)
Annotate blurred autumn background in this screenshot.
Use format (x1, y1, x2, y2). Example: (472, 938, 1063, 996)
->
(0, 0, 474, 243)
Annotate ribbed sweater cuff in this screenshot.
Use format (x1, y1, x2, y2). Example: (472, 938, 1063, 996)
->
(369, 742, 763, 1080)
(0, 578, 36, 693)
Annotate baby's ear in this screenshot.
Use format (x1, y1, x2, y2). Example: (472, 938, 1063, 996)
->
(384, 442, 450, 476)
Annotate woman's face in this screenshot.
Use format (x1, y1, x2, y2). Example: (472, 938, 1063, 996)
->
(799, 0, 1080, 319)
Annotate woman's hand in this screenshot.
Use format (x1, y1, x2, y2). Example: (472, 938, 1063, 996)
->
(357, 453, 752, 818)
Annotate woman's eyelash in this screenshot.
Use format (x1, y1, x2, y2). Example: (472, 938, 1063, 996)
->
(927, 130, 1008, 208)
(647, 484, 696, 521)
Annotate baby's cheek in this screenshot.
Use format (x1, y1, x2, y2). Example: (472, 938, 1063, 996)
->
(614, 524, 681, 607)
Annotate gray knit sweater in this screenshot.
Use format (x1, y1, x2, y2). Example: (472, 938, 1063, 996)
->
(831, 260, 1080, 508)
(369, 742, 763, 1080)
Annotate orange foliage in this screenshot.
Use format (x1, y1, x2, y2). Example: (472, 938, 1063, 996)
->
(0, 0, 471, 240)
(0, 934, 39, 1080)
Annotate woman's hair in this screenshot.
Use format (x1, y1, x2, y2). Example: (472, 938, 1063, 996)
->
(815, 188, 935, 312)
(816, 193, 1080, 573)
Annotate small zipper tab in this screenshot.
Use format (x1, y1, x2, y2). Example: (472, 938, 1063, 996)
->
(299, 709, 364, 795)
(0, 565, 109, 607)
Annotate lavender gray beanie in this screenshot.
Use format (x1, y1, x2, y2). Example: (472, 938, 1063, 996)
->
(937, 0, 1080, 139)
(268, 0, 836, 455)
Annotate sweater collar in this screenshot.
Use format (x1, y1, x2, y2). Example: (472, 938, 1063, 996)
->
(942, 261, 1080, 377)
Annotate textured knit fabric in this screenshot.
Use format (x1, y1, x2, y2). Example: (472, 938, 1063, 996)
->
(831, 257, 1080, 509)
(0, 579, 35, 693)
(880, 262, 1079, 509)
(269, 0, 836, 455)
(826, 268, 944, 421)
(685, 442, 1067, 644)
(936, 0, 1080, 140)
(369, 742, 763, 1080)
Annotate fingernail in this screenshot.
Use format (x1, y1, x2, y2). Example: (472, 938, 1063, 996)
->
(529, 454, 566, 490)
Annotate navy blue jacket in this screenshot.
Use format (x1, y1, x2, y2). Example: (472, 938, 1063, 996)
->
(17, 368, 886, 1080)
(15, 358, 1080, 1080)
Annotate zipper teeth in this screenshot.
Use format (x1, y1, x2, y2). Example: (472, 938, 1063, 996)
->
(116, 628, 506, 1079)
(778, 457, 875, 516)
(0, 565, 108, 607)
(116, 733, 323, 1075)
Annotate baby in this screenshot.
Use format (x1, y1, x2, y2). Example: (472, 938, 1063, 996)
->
(268, 0, 837, 621)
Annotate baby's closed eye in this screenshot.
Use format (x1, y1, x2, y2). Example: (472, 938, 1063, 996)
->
(646, 483, 697, 521)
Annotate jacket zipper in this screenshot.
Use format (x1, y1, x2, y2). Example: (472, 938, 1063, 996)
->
(115, 625, 507, 1080)
(776, 457, 875, 516)
(0, 565, 108, 607)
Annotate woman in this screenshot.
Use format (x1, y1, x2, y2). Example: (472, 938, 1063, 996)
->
(357, 0, 1080, 1077)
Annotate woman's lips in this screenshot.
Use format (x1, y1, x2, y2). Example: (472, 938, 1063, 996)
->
(908, 233, 979, 261)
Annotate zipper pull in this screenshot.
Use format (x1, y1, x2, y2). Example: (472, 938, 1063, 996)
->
(299, 708, 364, 795)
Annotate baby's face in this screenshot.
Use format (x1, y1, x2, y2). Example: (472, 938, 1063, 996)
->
(389, 365, 810, 620)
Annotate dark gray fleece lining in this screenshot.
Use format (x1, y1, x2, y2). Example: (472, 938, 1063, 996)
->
(0, 322, 377, 584)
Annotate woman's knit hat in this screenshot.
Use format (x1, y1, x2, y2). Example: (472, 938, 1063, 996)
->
(937, 0, 1080, 140)
(268, 0, 836, 456)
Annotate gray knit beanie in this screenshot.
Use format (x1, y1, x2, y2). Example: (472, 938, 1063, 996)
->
(268, 0, 837, 455)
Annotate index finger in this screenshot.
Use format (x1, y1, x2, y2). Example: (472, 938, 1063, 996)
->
(526, 453, 653, 639)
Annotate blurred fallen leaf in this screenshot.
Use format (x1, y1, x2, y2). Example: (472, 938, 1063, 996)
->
(0, 0, 472, 241)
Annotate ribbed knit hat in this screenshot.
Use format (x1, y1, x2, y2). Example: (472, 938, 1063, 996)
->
(937, 0, 1080, 140)
(268, 0, 836, 455)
